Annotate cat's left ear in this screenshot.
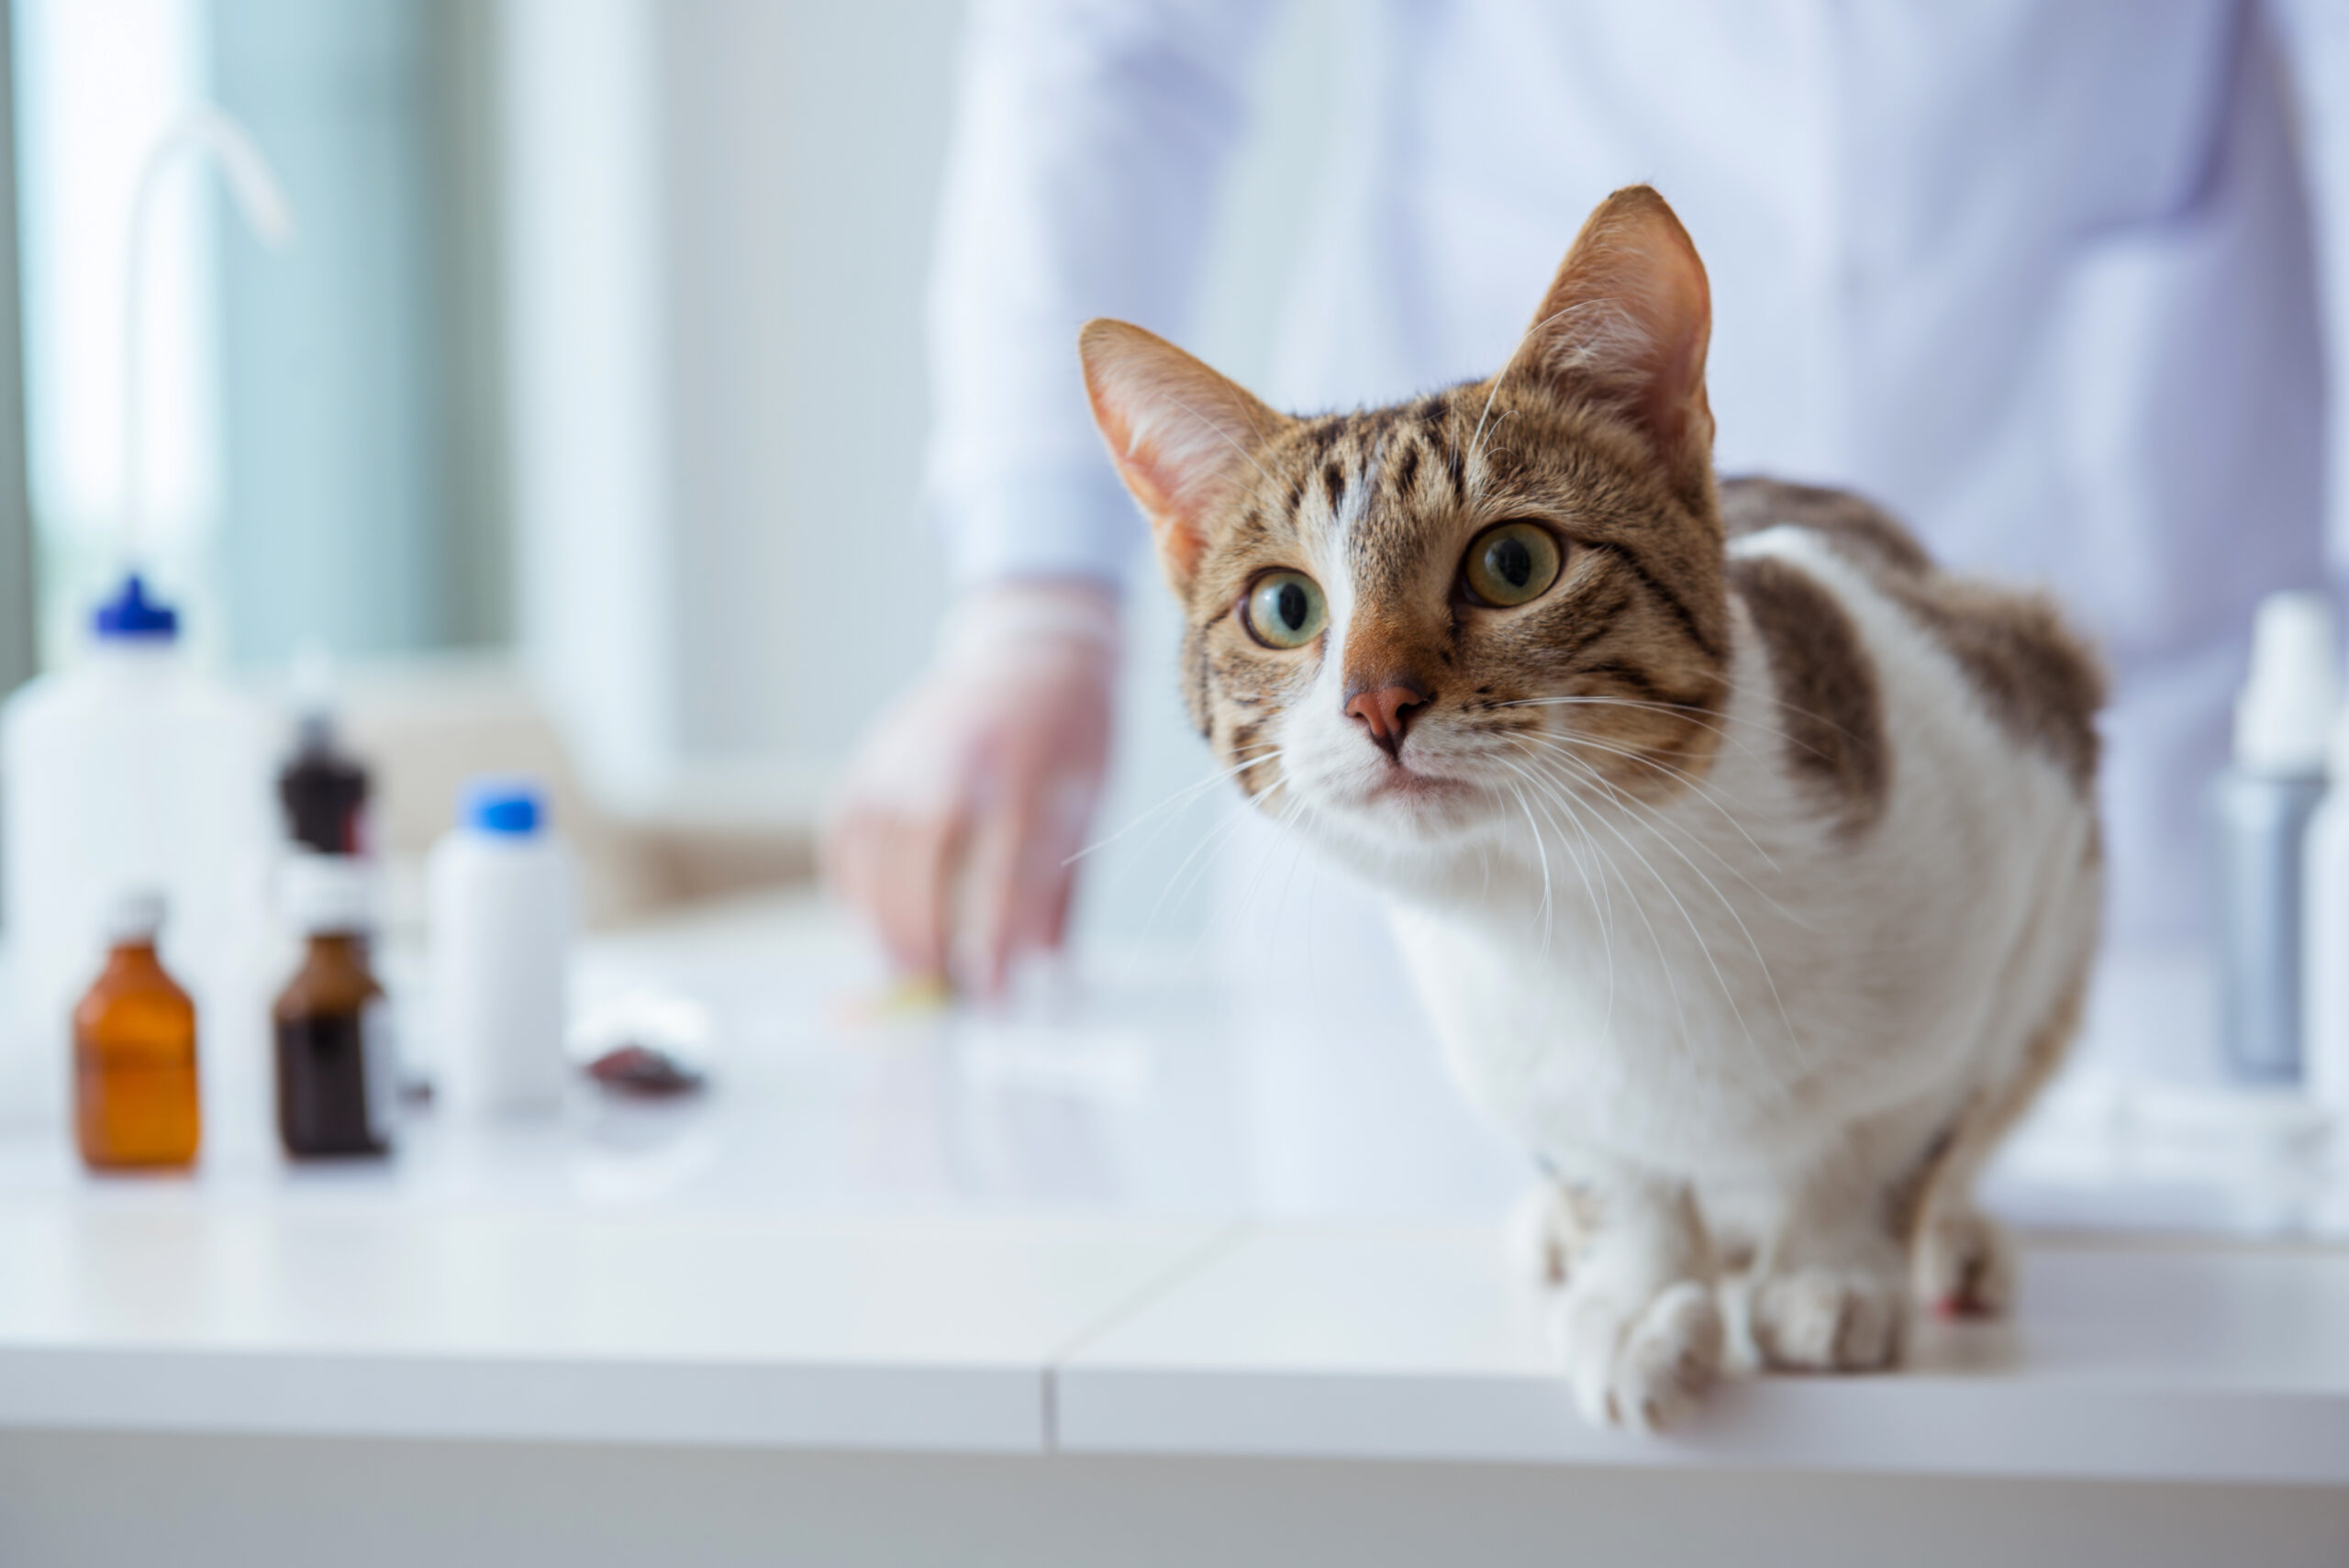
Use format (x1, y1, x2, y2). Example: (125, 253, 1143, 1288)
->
(1520, 185, 1715, 484)
(1080, 320, 1288, 595)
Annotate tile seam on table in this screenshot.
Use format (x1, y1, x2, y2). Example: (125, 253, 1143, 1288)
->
(1039, 1221, 1254, 1452)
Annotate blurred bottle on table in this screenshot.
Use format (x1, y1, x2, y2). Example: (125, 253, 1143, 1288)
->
(274, 854, 395, 1158)
(277, 648, 372, 858)
(2305, 680, 2349, 1119)
(2213, 593, 2334, 1084)
(1, 576, 274, 1129)
(429, 778, 574, 1116)
(73, 889, 202, 1170)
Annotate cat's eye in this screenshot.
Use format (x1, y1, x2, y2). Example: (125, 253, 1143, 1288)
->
(1462, 522, 1563, 607)
(1243, 570, 1328, 650)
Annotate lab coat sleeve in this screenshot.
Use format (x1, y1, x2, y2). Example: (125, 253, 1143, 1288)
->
(925, 0, 1278, 589)
(2272, 0, 2349, 584)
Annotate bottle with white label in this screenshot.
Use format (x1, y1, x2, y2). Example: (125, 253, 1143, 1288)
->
(2213, 593, 2335, 1081)
(428, 778, 575, 1116)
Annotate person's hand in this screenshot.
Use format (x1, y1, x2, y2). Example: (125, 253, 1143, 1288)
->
(823, 581, 1118, 995)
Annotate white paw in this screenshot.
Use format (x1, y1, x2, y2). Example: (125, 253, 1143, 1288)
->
(1750, 1263, 1907, 1371)
(1509, 1184, 1577, 1286)
(1557, 1278, 1722, 1432)
(1913, 1207, 2016, 1318)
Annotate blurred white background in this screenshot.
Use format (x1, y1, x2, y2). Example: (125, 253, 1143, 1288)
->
(1, 0, 1354, 941)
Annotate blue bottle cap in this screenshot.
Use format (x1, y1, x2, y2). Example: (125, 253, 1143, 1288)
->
(462, 776, 545, 837)
(92, 573, 179, 639)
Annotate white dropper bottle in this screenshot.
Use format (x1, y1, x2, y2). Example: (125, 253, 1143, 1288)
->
(2212, 593, 2335, 1082)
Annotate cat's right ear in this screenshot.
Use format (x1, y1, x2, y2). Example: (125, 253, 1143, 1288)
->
(1080, 320, 1286, 594)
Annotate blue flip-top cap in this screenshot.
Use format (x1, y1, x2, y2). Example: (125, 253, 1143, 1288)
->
(462, 776, 545, 837)
(93, 573, 179, 639)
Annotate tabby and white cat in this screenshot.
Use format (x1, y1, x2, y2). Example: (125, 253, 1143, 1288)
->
(1079, 186, 2102, 1430)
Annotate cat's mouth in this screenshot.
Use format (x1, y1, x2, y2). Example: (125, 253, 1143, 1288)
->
(1325, 757, 1486, 827)
(1364, 763, 1469, 802)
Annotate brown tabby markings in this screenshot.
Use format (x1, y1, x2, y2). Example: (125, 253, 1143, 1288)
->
(1725, 554, 1888, 837)
(1720, 478, 2104, 795)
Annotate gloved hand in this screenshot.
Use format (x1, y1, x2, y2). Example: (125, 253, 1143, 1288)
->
(822, 581, 1118, 995)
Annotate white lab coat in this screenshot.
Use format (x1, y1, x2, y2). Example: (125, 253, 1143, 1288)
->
(926, 0, 2349, 950)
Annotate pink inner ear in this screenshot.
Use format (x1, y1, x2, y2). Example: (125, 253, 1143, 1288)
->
(1525, 187, 1714, 465)
(1079, 319, 1284, 588)
(1083, 373, 1207, 581)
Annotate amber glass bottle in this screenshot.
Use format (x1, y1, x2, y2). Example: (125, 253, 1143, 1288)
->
(73, 891, 201, 1170)
(274, 854, 393, 1158)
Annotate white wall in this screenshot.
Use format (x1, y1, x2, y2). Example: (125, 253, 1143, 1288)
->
(502, 0, 674, 806)
(503, 0, 1349, 937)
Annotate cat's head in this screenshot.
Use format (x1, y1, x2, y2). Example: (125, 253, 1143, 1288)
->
(1080, 186, 1730, 854)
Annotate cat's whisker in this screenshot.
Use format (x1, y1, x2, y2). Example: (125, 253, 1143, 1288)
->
(1504, 733, 1819, 930)
(1490, 691, 1796, 750)
(1507, 725, 1790, 881)
(1065, 745, 1284, 867)
(1502, 776, 1557, 951)
(1512, 750, 1767, 1065)
(1489, 694, 1799, 758)
(1138, 787, 1275, 952)
(1493, 755, 1620, 1038)
(1179, 773, 1319, 975)
(1496, 692, 1856, 767)
(1230, 782, 1319, 928)
(1159, 751, 1353, 933)
(1508, 734, 1820, 1095)
(1524, 749, 1811, 1088)
(1525, 757, 1683, 1051)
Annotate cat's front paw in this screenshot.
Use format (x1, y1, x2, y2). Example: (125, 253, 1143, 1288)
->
(1556, 1278, 1722, 1432)
(1749, 1263, 1907, 1371)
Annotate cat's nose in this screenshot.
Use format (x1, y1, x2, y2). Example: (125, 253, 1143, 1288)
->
(1344, 679, 1432, 759)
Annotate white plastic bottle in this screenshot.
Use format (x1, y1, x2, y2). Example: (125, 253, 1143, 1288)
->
(0, 576, 275, 1128)
(428, 778, 575, 1115)
(2212, 593, 2335, 1081)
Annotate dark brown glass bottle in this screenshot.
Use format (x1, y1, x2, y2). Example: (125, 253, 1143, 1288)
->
(274, 857, 393, 1158)
(74, 893, 201, 1171)
(279, 712, 370, 854)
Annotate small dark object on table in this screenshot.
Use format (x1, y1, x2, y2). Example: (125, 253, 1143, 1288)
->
(585, 1043, 707, 1096)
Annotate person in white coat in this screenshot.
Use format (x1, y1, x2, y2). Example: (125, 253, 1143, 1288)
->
(828, 0, 2349, 993)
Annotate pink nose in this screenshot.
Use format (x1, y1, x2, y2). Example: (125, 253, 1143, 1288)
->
(1344, 681, 1431, 759)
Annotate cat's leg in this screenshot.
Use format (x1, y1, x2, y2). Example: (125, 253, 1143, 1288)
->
(1909, 957, 2089, 1316)
(1508, 1178, 1598, 1286)
(1546, 1165, 1721, 1430)
(1743, 1116, 1932, 1373)
(1913, 1202, 2018, 1318)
